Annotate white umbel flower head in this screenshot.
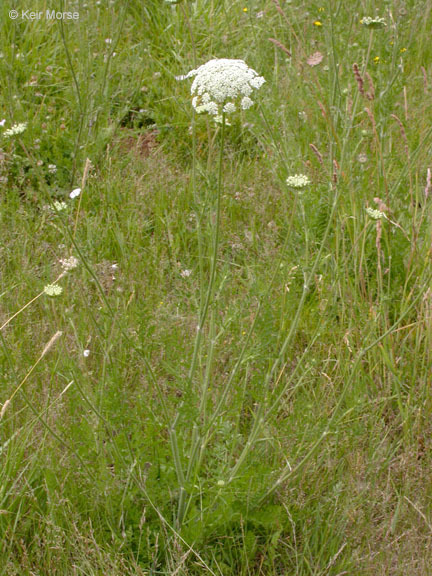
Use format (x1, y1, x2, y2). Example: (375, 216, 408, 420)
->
(184, 58, 265, 116)
(3, 122, 27, 137)
(44, 283, 63, 296)
(366, 207, 385, 220)
(223, 102, 236, 114)
(361, 16, 386, 29)
(286, 174, 311, 189)
(59, 256, 79, 272)
(53, 201, 68, 211)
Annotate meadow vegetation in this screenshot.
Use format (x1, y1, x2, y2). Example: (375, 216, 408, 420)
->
(1, 0, 432, 574)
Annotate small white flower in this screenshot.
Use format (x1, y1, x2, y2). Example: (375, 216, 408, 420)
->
(223, 102, 236, 114)
(48, 164, 57, 174)
(366, 207, 385, 220)
(286, 174, 311, 189)
(0, 119, 5, 127)
(196, 101, 218, 116)
(298, 111, 307, 123)
(3, 122, 27, 137)
(213, 115, 231, 126)
(249, 76, 265, 89)
(241, 96, 253, 110)
(53, 201, 68, 211)
(105, 38, 112, 44)
(83, 349, 90, 357)
(44, 283, 63, 296)
(59, 256, 79, 272)
(70, 187, 81, 199)
(361, 16, 386, 29)
(180, 269, 192, 278)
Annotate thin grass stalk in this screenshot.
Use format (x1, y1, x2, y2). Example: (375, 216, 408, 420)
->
(169, 426, 186, 527)
(16, 141, 172, 428)
(260, 266, 432, 502)
(0, 333, 95, 481)
(185, 201, 302, 489)
(228, 8, 388, 482)
(199, 309, 216, 418)
(226, 182, 342, 481)
(58, 17, 84, 186)
(70, 370, 219, 575)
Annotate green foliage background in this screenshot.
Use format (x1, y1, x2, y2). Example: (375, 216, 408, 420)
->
(1, 0, 432, 574)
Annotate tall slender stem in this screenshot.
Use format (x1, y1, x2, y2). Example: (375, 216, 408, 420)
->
(177, 113, 226, 528)
(188, 113, 226, 383)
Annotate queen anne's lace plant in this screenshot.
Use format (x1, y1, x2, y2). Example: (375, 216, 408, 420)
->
(361, 16, 386, 29)
(3, 122, 27, 137)
(183, 58, 265, 116)
(44, 283, 63, 296)
(286, 174, 311, 189)
(59, 256, 79, 272)
(366, 207, 385, 220)
(53, 201, 68, 211)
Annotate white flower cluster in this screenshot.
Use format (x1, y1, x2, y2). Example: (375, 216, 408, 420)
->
(60, 256, 79, 272)
(53, 201, 68, 211)
(44, 283, 63, 296)
(184, 58, 265, 116)
(361, 16, 386, 29)
(3, 122, 27, 137)
(286, 174, 311, 189)
(366, 207, 385, 220)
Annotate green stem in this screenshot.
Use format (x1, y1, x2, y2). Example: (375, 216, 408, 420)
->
(188, 113, 226, 383)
